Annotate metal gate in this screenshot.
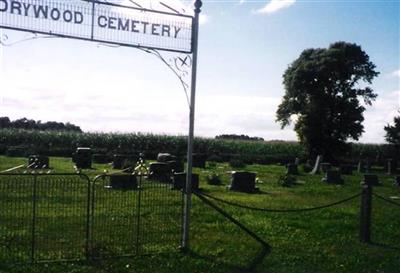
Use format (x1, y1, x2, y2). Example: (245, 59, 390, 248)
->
(0, 173, 183, 264)
(91, 174, 183, 258)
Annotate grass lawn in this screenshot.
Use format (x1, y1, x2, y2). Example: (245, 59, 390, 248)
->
(0, 156, 399, 273)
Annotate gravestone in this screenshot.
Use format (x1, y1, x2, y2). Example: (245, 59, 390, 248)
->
(302, 160, 313, 173)
(106, 174, 138, 190)
(172, 172, 199, 191)
(92, 154, 110, 164)
(6, 146, 27, 157)
(148, 162, 172, 183)
(361, 174, 382, 186)
(322, 170, 344, 184)
(320, 163, 332, 173)
(192, 153, 207, 168)
(294, 157, 300, 166)
(394, 176, 400, 187)
(28, 155, 49, 169)
(387, 159, 397, 175)
(310, 155, 323, 174)
(364, 160, 372, 173)
(286, 163, 298, 175)
(112, 154, 137, 169)
(339, 164, 353, 175)
(157, 153, 177, 163)
(166, 160, 184, 173)
(227, 171, 258, 193)
(357, 160, 364, 173)
(73, 147, 92, 169)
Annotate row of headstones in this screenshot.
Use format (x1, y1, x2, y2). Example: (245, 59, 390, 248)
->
(286, 156, 400, 186)
(106, 172, 201, 191)
(72, 148, 209, 169)
(309, 156, 398, 175)
(106, 152, 206, 191)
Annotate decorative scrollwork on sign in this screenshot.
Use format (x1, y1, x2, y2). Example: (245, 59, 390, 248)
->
(165, 53, 193, 106)
(0, 32, 55, 47)
(139, 48, 192, 107)
(175, 55, 192, 74)
(0, 33, 9, 46)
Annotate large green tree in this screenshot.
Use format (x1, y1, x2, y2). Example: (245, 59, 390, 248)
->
(384, 114, 400, 148)
(276, 42, 379, 160)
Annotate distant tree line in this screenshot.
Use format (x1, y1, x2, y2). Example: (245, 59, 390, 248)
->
(0, 117, 82, 132)
(215, 134, 264, 141)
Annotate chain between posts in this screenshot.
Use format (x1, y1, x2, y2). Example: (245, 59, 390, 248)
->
(372, 193, 400, 207)
(197, 191, 362, 213)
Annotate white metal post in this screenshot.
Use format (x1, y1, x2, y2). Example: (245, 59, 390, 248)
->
(182, 0, 202, 251)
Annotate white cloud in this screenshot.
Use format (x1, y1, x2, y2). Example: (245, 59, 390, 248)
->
(199, 14, 209, 25)
(390, 69, 400, 78)
(256, 0, 296, 14)
(361, 89, 400, 143)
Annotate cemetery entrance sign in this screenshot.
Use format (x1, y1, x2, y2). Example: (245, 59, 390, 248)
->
(0, 0, 193, 53)
(1, 0, 202, 251)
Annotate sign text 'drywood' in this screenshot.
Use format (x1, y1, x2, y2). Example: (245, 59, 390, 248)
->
(0, 0, 193, 53)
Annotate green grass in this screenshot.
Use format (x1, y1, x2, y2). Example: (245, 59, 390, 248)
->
(0, 156, 399, 273)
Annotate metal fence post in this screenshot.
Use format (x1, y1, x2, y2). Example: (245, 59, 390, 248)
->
(31, 174, 38, 263)
(182, 0, 202, 251)
(359, 183, 372, 243)
(135, 174, 142, 255)
(85, 175, 91, 260)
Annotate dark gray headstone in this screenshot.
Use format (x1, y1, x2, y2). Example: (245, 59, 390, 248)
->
(227, 171, 258, 193)
(302, 160, 313, 173)
(166, 160, 184, 173)
(320, 163, 332, 173)
(92, 154, 110, 164)
(322, 170, 344, 184)
(112, 154, 138, 169)
(73, 147, 91, 169)
(361, 174, 382, 186)
(107, 174, 138, 190)
(394, 176, 400, 187)
(192, 153, 207, 168)
(387, 159, 393, 175)
(286, 163, 298, 175)
(364, 160, 372, 173)
(172, 172, 199, 191)
(357, 161, 364, 173)
(148, 162, 172, 183)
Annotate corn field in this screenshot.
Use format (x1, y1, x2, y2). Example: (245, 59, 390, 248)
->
(0, 129, 395, 164)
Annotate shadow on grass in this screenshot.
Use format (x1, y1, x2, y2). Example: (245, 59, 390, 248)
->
(186, 244, 271, 273)
(369, 241, 400, 251)
(199, 188, 272, 196)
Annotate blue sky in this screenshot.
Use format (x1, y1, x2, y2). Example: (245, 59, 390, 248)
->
(0, 0, 399, 143)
